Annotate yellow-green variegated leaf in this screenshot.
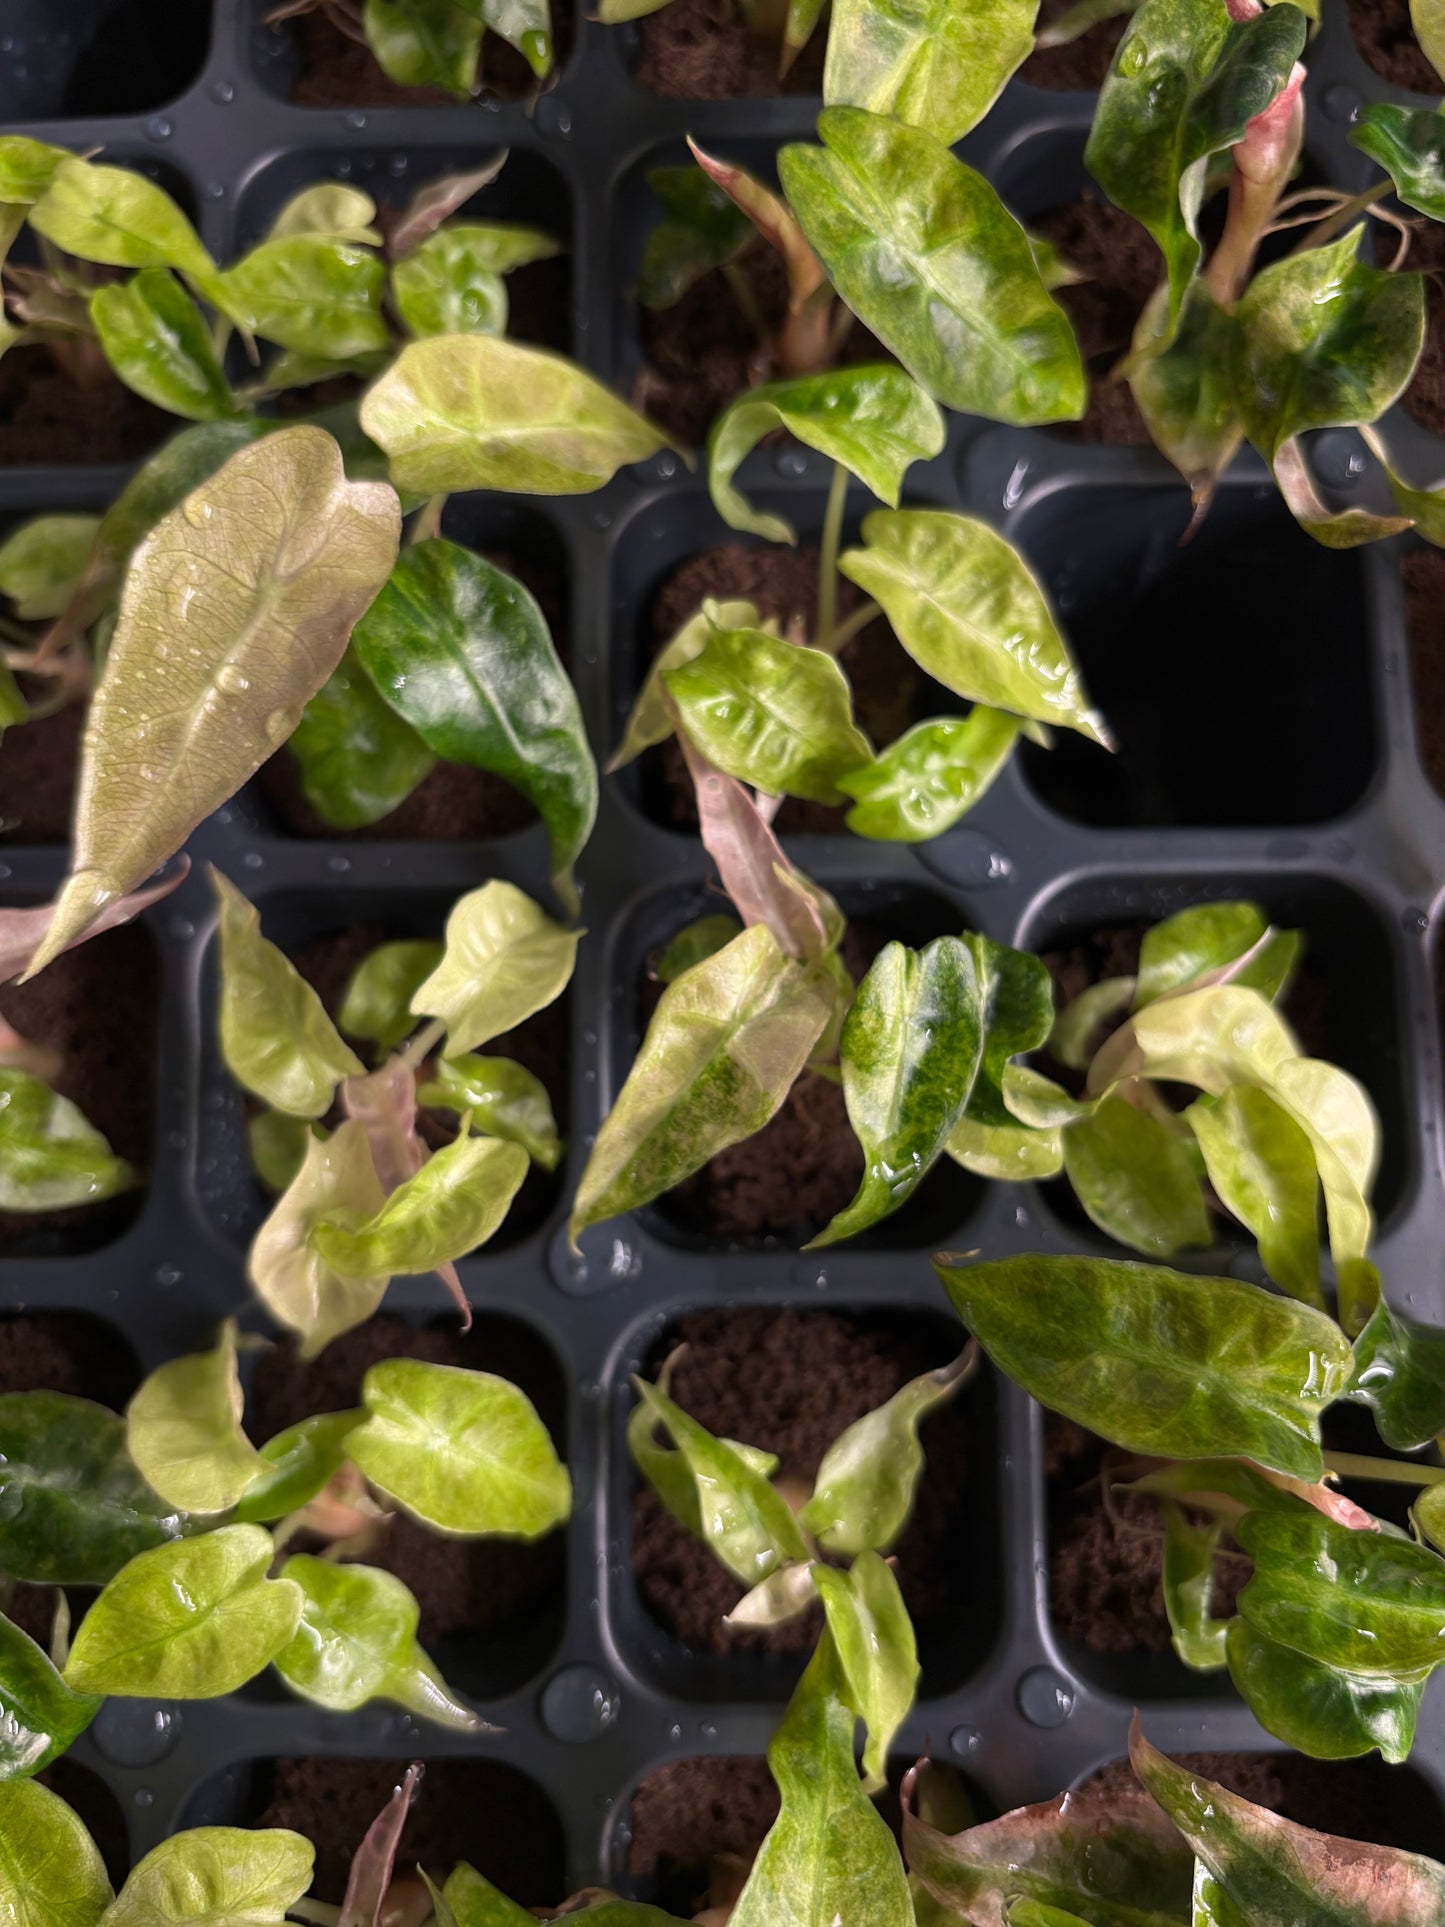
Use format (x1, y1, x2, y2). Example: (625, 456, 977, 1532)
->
(100, 1829, 314, 1927)
(410, 880, 580, 1058)
(125, 1319, 265, 1515)
(309, 1130, 528, 1276)
(248, 1117, 389, 1359)
(824, 0, 1035, 146)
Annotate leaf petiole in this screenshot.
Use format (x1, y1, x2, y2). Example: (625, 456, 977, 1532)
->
(1323, 1451, 1445, 1489)
(816, 596, 880, 658)
(815, 458, 849, 649)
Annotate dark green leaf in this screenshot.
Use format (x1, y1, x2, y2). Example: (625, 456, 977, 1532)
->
(0, 1614, 100, 1780)
(1225, 1618, 1423, 1764)
(287, 645, 437, 830)
(417, 1052, 562, 1169)
(638, 166, 754, 309)
(234, 1409, 362, 1525)
(215, 236, 389, 360)
(1160, 1500, 1229, 1670)
(1186, 1087, 1321, 1306)
(90, 270, 237, 424)
(0, 1068, 133, 1212)
(339, 940, 444, 1057)
(823, 0, 1035, 145)
(1351, 103, 1445, 222)
(1349, 1296, 1445, 1453)
(362, 0, 482, 96)
(1062, 1094, 1212, 1258)
(839, 709, 1021, 842)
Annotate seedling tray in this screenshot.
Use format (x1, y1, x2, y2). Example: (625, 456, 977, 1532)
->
(4, 0, 1445, 1896)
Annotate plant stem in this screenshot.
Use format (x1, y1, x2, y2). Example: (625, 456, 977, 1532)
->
(1323, 1451, 1445, 1488)
(815, 460, 849, 649)
(411, 494, 447, 544)
(1289, 182, 1393, 258)
(400, 1016, 447, 1071)
(816, 597, 880, 657)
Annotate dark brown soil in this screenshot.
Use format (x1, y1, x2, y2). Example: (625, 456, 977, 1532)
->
(248, 1314, 565, 1649)
(0, 703, 83, 845)
(0, 345, 169, 467)
(284, 6, 573, 106)
(0, 925, 158, 1248)
(1020, 0, 1127, 89)
(627, 1756, 778, 1914)
(1405, 548, 1445, 794)
(252, 1756, 564, 1906)
(1382, 216, 1445, 434)
(635, 0, 826, 98)
(37, 1760, 131, 1886)
(632, 1307, 973, 1656)
(642, 543, 929, 838)
(1032, 193, 1159, 445)
(1347, 0, 1443, 94)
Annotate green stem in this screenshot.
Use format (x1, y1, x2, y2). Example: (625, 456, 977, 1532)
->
(1323, 1451, 1445, 1489)
(411, 494, 447, 545)
(400, 1016, 447, 1072)
(815, 460, 849, 649)
(816, 597, 881, 658)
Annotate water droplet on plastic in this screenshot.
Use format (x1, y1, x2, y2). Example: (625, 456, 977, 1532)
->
(242, 851, 264, 871)
(146, 116, 172, 140)
(211, 78, 235, 102)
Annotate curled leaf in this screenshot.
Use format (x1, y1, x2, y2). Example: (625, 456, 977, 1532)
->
(839, 709, 1020, 842)
(417, 1053, 561, 1170)
(90, 270, 237, 423)
(125, 1319, 265, 1515)
(411, 880, 580, 1058)
(1185, 1086, 1322, 1306)
(310, 1129, 529, 1277)
(340, 1763, 423, 1927)
(609, 597, 763, 772)
(813, 1553, 917, 1792)
(234, 1408, 362, 1526)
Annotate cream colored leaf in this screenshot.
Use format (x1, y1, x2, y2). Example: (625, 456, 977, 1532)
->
(410, 880, 581, 1058)
(125, 1319, 265, 1515)
(247, 1118, 389, 1359)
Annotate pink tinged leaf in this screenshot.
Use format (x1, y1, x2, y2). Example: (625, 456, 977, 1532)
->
(1237, 65, 1305, 187)
(389, 156, 510, 257)
(339, 1762, 424, 1927)
(1254, 1466, 1380, 1533)
(0, 1012, 61, 1083)
(0, 856, 190, 986)
(685, 140, 830, 374)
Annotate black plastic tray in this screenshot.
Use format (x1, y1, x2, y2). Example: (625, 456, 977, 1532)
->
(4, 0, 1445, 1896)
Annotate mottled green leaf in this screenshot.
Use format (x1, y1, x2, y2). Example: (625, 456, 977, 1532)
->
(64, 1524, 301, 1697)
(1352, 104, 1445, 224)
(310, 1128, 528, 1276)
(1186, 1087, 1321, 1306)
(0, 516, 101, 622)
(1130, 281, 1243, 500)
(0, 1614, 99, 1780)
(839, 509, 1106, 742)
(30, 158, 214, 283)
(363, 0, 482, 97)
(0, 1068, 133, 1211)
(410, 880, 580, 1058)
(1062, 1093, 1211, 1258)
(934, 1252, 1353, 1479)
(1348, 1296, 1445, 1453)
(233, 1409, 361, 1526)
(125, 1319, 265, 1515)
(839, 708, 1020, 842)
(101, 1828, 314, 1925)
(393, 224, 557, 340)
(638, 166, 754, 309)
(287, 644, 436, 831)
(417, 1052, 560, 1169)
(823, 0, 1034, 145)
(360, 336, 676, 495)
(608, 598, 764, 773)
(1160, 1501, 1228, 1671)
(569, 925, 835, 1243)
(778, 108, 1085, 424)
(248, 1116, 389, 1358)
(0, 1778, 112, 1927)
(459, 0, 552, 73)
(1225, 1619, 1423, 1765)
(813, 1553, 917, 1792)
(90, 270, 236, 424)
(1134, 901, 1266, 1008)
(215, 236, 388, 360)
(347, 1358, 570, 1538)
(0, 138, 71, 207)
(707, 367, 945, 544)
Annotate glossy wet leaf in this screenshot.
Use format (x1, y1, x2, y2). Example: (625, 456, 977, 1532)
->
(1130, 281, 1243, 501)
(360, 336, 676, 495)
(461, 0, 552, 74)
(839, 509, 1106, 742)
(363, 0, 482, 96)
(247, 1108, 312, 1194)
(213, 868, 362, 1116)
(392, 224, 558, 340)
(101, 1827, 314, 1926)
(731, 1633, 914, 1927)
(1134, 901, 1267, 1009)
(1413, 1483, 1445, 1555)
(215, 236, 388, 360)
(348, 1358, 569, 1538)
(657, 916, 744, 985)
(778, 108, 1085, 424)
(707, 367, 945, 544)
(64, 1523, 301, 1697)
(287, 644, 436, 831)
(934, 1252, 1353, 1479)
(417, 1052, 560, 1169)
(1348, 1296, 1445, 1452)
(947, 1109, 1065, 1182)
(1084, 0, 1307, 326)
(1062, 1093, 1211, 1258)
(27, 427, 400, 976)
(90, 271, 236, 424)
(1351, 102, 1445, 221)
(1237, 1508, 1445, 1678)
(0, 1777, 113, 1927)
(638, 166, 754, 309)
(0, 137, 71, 206)
(813, 1553, 917, 1792)
(310, 1129, 528, 1276)
(125, 1319, 265, 1515)
(630, 1375, 806, 1585)
(352, 539, 596, 909)
(0, 1614, 99, 1780)
(1160, 1501, 1228, 1671)
(233, 1409, 361, 1525)
(569, 925, 835, 1242)
(664, 622, 872, 803)
(1130, 1720, 1445, 1921)
(1186, 1086, 1321, 1306)
(0, 1068, 133, 1211)
(30, 158, 214, 283)
(248, 1117, 389, 1357)
(823, 0, 1034, 145)
(411, 881, 580, 1057)
(1225, 1619, 1423, 1765)
(274, 1555, 484, 1729)
(839, 709, 1020, 842)
(0, 516, 101, 621)
(608, 597, 764, 772)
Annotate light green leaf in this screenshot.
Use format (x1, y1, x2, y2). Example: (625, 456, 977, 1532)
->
(248, 1117, 389, 1358)
(839, 509, 1106, 743)
(0, 1778, 112, 1927)
(100, 1828, 313, 1926)
(213, 868, 363, 1117)
(0, 137, 71, 206)
(417, 1053, 560, 1170)
(1348, 1295, 1445, 1453)
(1062, 1093, 1211, 1258)
(638, 166, 754, 310)
(64, 1524, 302, 1697)
(393, 224, 558, 340)
(0, 1614, 100, 1780)
(813, 1553, 918, 1793)
(935, 1252, 1354, 1479)
(310, 1128, 528, 1276)
(30, 158, 214, 282)
(946, 1108, 1064, 1182)
(359, 336, 677, 496)
(0, 515, 102, 621)
(839, 708, 1021, 842)
(438, 1864, 534, 1927)
(1130, 281, 1244, 501)
(1413, 0, 1445, 81)
(607, 597, 764, 773)
(26, 426, 400, 978)
(707, 367, 945, 544)
(287, 644, 436, 831)
(1186, 1087, 1321, 1306)
(247, 1109, 313, 1195)
(363, 0, 482, 96)
(1413, 1483, 1445, 1555)
(90, 271, 237, 424)
(1134, 902, 1267, 1008)
(233, 1409, 361, 1526)
(663, 623, 873, 804)
(125, 1319, 265, 1515)
(352, 539, 596, 911)
(568, 925, 836, 1244)
(0, 1068, 133, 1211)
(274, 1555, 484, 1730)
(1225, 1619, 1424, 1766)
(656, 916, 745, 985)
(778, 108, 1086, 424)
(1160, 1501, 1229, 1671)
(628, 1358, 779, 1549)
(347, 1358, 570, 1538)
(268, 184, 380, 246)
(472, 0, 553, 73)
(823, 0, 1035, 145)
(339, 940, 443, 1058)
(410, 880, 580, 1058)
(1051, 976, 1135, 1072)
(214, 237, 389, 360)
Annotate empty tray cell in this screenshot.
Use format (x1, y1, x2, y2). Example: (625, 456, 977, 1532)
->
(1403, 543, 1445, 796)
(610, 1303, 1002, 1701)
(194, 883, 569, 1253)
(1015, 481, 1378, 827)
(0, 0, 209, 118)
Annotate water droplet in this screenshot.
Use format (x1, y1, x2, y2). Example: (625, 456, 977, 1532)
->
(146, 116, 172, 140)
(328, 855, 351, 874)
(950, 1725, 982, 1756)
(210, 78, 235, 102)
(155, 1263, 183, 1288)
(216, 664, 250, 696)
(242, 851, 264, 871)
(1118, 32, 1147, 73)
(344, 109, 367, 129)
(264, 708, 291, 744)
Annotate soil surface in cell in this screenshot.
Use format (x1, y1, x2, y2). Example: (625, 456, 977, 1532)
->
(628, 1756, 779, 1916)
(0, 925, 158, 1251)
(0, 703, 83, 845)
(1031, 194, 1159, 445)
(635, 0, 827, 98)
(1347, 0, 1443, 93)
(1382, 217, 1445, 434)
(282, 6, 574, 105)
(0, 345, 169, 466)
(632, 1307, 974, 1653)
(37, 1761, 131, 1886)
(1403, 547, 1445, 793)
(260, 546, 567, 839)
(253, 1756, 564, 1906)
(249, 1314, 566, 1650)
(1020, 0, 1127, 88)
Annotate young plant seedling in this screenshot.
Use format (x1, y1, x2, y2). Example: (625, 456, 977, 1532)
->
(214, 871, 577, 1354)
(267, 0, 557, 102)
